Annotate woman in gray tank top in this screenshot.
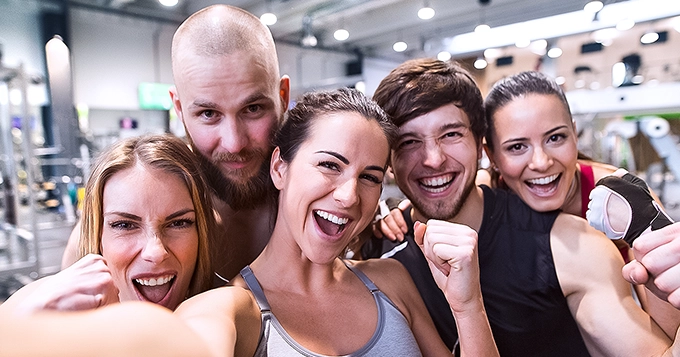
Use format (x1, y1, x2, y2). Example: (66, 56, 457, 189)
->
(174, 88, 499, 356)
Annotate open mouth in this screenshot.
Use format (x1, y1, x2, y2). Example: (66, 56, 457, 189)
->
(314, 210, 349, 236)
(418, 174, 454, 193)
(524, 173, 561, 195)
(133, 275, 175, 305)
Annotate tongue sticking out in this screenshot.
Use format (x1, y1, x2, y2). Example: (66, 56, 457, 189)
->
(315, 215, 344, 236)
(136, 282, 172, 304)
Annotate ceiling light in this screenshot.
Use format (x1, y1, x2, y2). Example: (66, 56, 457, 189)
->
(355, 81, 366, 93)
(437, 51, 451, 61)
(555, 76, 566, 85)
(515, 38, 530, 48)
(640, 31, 659, 44)
(260, 12, 277, 26)
(616, 18, 635, 31)
(418, 7, 435, 20)
(474, 57, 488, 69)
(483, 48, 502, 59)
(475, 24, 490, 33)
(334, 29, 349, 41)
(158, 0, 178, 6)
(302, 34, 318, 47)
(393, 41, 408, 52)
(584, 1, 604, 13)
(547, 47, 563, 58)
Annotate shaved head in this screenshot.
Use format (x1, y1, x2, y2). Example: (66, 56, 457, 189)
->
(172, 5, 280, 84)
(169, 5, 289, 209)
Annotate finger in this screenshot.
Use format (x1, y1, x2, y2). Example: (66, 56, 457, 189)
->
(651, 263, 680, 296)
(388, 208, 408, 236)
(432, 243, 474, 272)
(397, 198, 412, 211)
(622, 260, 649, 285)
(414, 221, 426, 246)
(633, 222, 680, 257)
(665, 289, 680, 309)
(380, 215, 401, 241)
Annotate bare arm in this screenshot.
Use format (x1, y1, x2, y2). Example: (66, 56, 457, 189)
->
(414, 220, 499, 357)
(0, 302, 213, 357)
(551, 214, 679, 356)
(1, 254, 119, 313)
(174, 286, 261, 357)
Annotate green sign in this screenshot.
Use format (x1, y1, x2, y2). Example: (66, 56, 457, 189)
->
(138, 82, 172, 110)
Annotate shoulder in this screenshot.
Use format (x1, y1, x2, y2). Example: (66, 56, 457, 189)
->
(347, 259, 420, 321)
(579, 160, 618, 181)
(176, 285, 258, 317)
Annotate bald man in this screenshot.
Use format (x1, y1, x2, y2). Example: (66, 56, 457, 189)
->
(62, 5, 290, 283)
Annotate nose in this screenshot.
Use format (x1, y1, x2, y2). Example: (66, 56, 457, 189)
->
(528, 147, 553, 171)
(422, 140, 446, 169)
(333, 178, 359, 208)
(218, 117, 248, 154)
(141, 231, 169, 264)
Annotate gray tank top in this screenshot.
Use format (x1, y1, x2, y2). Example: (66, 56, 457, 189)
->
(240, 261, 423, 356)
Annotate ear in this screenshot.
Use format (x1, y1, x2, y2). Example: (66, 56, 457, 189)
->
(169, 85, 184, 124)
(270, 146, 287, 190)
(279, 75, 291, 111)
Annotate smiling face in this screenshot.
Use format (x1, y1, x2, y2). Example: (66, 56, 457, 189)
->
(487, 93, 578, 212)
(390, 103, 481, 221)
(271, 112, 389, 264)
(170, 50, 288, 207)
(100, 164, 198, 310)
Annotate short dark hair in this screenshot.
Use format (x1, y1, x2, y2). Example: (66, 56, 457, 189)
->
(372, 58, 485, 142)
(484, 71, 571, 151)
(275, 87, 397, 163)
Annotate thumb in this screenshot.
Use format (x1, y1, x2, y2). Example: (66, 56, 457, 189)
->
(622, 260, 649, 285)
(414, 221, 427, 246)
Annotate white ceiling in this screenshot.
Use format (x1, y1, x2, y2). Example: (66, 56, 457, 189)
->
(63, 0, 676, 61)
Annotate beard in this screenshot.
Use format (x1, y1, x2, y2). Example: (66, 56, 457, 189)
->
(197, 148, 276, 210)
(407, 175, 476, 221)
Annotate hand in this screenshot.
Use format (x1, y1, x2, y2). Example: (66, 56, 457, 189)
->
(622, 222, 680, 308)
(372, 198, 410, 241)
(414, 219, 481, 313)
(587, 169, 672, 245)
(17, 254, 119, 313)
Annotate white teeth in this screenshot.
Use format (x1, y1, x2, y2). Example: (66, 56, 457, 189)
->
(135, 275, 175, 287)
(315, 210, 349, 225)
(421, 174, 453, 187)
(527, 174, 559, 185)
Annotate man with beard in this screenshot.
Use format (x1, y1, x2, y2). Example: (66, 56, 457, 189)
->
(62, 5, 289, 282)
(364, 58, 680, 356)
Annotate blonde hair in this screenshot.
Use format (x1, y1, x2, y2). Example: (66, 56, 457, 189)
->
(78, 134, 214, 297)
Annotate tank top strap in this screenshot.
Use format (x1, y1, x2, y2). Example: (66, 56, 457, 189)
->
(240, 266, 271, 312)
(342, 260, 380, 293)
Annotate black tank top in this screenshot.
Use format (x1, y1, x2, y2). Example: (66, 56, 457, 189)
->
(365, 185, 591, 356)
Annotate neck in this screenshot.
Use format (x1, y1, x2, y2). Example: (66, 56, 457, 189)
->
(411, 186, 485, 232)
(561, 167, 582, 216)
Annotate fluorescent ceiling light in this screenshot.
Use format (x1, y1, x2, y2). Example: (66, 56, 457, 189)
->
(441, 0, 680, 57)
(475, 24, 490, 33)
(260, 12, 277, 26)
(584, 1, 604, 13)
(474, 57, 487, 69)
(334, 29, 350, 41)
(616, 18, 635, 31)
(418, 7, 435, 20)
(159, 0, 178, 6)
(437, 51, 452, 61)
(393, 41, 408, 52)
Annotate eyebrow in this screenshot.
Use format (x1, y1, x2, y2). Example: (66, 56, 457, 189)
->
(191, 92, 272, 110)
(501, 125, 570, 146)
(316, 150, 386, 173)
(104, 208, 195, 221)
(399, 122, 468, 139)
